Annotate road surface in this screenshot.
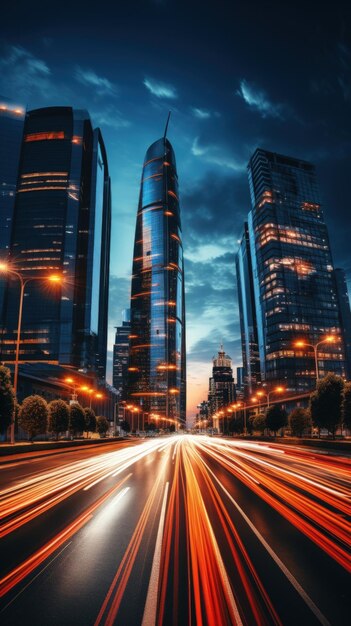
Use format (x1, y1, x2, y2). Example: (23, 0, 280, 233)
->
(0, 436, 350, 625)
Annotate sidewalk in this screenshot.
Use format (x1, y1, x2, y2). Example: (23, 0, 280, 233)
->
(0, 437, 126, 463)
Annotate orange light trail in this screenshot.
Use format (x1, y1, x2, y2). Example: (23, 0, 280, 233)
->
(0, 436, 348, 625)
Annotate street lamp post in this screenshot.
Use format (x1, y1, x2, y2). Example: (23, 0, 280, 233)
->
(0, 263, 62, 444)
(256, 386, 285, 407)
(64, 377, 79, 403)
(294, 336, 338, 383)
(233, 402, 247, 435)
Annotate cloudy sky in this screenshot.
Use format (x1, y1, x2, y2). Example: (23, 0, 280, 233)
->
(1, 0, 351, 416)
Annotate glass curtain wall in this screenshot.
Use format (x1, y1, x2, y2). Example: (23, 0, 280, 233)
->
(128, 137, 186, 424)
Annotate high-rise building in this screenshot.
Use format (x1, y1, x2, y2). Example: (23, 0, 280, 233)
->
(0, 106, 111, 380)
(128, 134, 186, 424)
(236, 366, 244, 394)
(236, 148, 346, 393)
(334, 268, 351, 379)
(113, 309, 131, 398)
(235, 222, 261, 397)
(208, 345, 236, 426)
(0, 97, 26, 319)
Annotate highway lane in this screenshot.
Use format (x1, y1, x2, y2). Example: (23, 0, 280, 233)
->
(0, 436, 350, 625)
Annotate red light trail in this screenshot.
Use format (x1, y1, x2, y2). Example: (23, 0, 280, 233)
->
(0, 437, 349, 624)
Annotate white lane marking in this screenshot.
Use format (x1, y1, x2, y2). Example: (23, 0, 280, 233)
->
(206, 510, 244, 626)
(206, 463, 331, 626)
(141, 481, 169, 626)
(0, 542, 72, 613)
(104, 487, 130, 509)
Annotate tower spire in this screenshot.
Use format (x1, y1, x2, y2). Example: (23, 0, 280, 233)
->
(164, 110, 171, 139)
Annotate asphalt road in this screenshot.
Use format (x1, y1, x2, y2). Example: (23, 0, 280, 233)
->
(0, 436, 350, 626)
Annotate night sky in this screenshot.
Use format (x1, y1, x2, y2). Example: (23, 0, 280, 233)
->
(1, 1, 350, 416)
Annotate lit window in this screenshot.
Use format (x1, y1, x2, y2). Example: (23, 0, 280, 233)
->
(24, 132, 65, 142)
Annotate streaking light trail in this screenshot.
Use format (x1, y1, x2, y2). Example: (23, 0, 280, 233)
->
(0, 436, 349, 625)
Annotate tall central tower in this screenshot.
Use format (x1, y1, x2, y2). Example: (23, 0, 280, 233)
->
(128, 133, 186, 425)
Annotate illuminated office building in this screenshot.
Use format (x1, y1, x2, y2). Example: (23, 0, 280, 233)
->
(334, 268, 351, 379)
(208, 345, 236, 427)
(113, 309, 131, 397)
(0, 97, 26, 319)
(0, 106, 111, 379)
(236, 148, 347, 393)
(128, 134, 186, 423)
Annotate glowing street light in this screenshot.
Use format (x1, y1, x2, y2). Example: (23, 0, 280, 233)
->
(294, 335, 339, 382)
(255, 386, 285, 407)
(0, 263, 63, 443)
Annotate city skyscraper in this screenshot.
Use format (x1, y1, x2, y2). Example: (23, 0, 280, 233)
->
(334, 268, 351, 379)
(235, 222, 261, 397)
(128, 131, 186, 424)
(0, 106, 111, 380)
(0, 97, 26, 321)
(208, 345, 236, 426)
(113, 309, 131, 398)
(236, 366, 244, 395)
(236, 148, 347, 394)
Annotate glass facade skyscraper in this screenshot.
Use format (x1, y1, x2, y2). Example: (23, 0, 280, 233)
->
(334, 268, 351, 380)
(128, 136, 186, 424)
(237, 148, 347, 394)
(235, 222, 261, 397)
(0, 106, 111, 380)
(113, 309, 131, 398)
(0, 97, 26, 321)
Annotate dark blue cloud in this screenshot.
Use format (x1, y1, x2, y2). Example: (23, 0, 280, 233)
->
(1, 0, 350, 412)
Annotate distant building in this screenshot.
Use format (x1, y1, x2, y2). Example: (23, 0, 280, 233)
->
(334, 269, 351, 379)
(236, 148, 347, 393)
(208, 345, 236, 430)
(113, 309, 131, 399)
(128, 134, 186, 424)
(0, 106, 111, 381)
(236, 366, 244, 393)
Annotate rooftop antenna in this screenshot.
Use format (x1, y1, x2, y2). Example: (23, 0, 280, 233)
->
(164, 110, 171, 139)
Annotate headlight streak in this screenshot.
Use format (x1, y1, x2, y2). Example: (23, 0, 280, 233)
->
(94, 444, 173, 626)
(157, 439, 281, 626)
(0, 473, 132, 598)
(181, 440, 281, 626)
(196, 447, 331, 626)
(0, 436, 349, 625)
(0, 440, 172, 538)
(195, 438, 351, 572)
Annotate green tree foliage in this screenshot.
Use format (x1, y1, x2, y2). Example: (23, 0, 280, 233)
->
(229, 417, 243, 434)
(310, 373, 344, 437)
(96, 415, 109, 437)
(120, 419, 131, 433)
(265, 404, 287, 436)
(48, 400, 69, 439)
(252, 414, 266, 434)
(342, 382, 351, 430)
(289, 407, 311, 437)
(84, 407, 96, 436)
(19, 395, 49, 441)
(69, 402, 85, 436)
(0, 366, 15, 440)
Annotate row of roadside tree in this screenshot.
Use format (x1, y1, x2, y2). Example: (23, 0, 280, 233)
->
(228, 374, 351, 438)
(0, 366, 109, 441)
